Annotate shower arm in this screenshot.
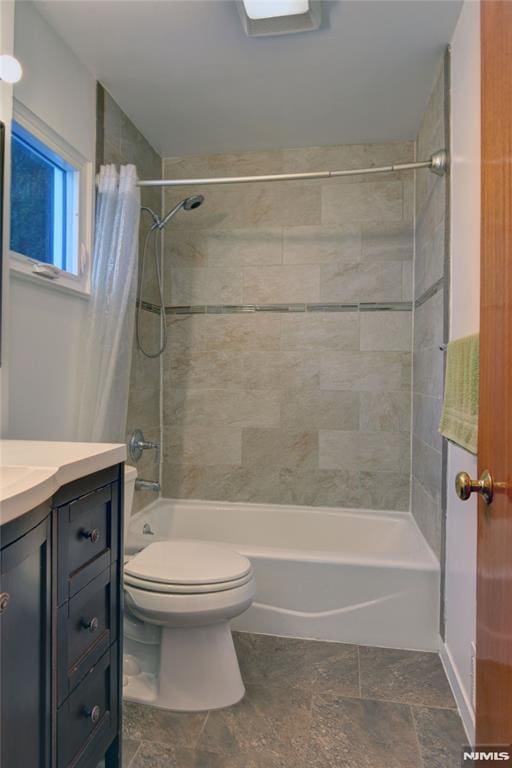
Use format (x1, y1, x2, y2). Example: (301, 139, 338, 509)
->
(138, 149, 448, 188)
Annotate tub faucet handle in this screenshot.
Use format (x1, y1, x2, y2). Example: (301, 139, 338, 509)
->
(129, 429, 160, 462)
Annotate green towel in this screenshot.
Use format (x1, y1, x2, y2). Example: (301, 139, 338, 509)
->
(439, 333, 479, 454)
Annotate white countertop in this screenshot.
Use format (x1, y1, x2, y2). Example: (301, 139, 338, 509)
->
(0, 440, 126, 526)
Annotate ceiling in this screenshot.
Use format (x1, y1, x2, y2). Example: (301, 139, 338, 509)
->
(37, 0, 462, 158)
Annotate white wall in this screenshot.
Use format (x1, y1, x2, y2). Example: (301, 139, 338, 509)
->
(442, 0, 480, 743)
(13, 1, 95, 160)
(0, 1, 15, 436)
(7, 1, 96, 440)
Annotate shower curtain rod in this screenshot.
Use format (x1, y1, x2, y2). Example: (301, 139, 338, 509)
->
(138, 149, 448, 187)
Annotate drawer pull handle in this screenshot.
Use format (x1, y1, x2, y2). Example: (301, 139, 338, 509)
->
(81, 528, 101, 544)
(82, 704, 101, 724)
(0, 593, 9, 613)
(80, 616, 99, 633)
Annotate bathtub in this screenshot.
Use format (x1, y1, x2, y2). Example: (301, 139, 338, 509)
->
(127, 498, 440, 651)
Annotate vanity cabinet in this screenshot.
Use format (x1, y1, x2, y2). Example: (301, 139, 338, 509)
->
(0, 464, 124, 768)
(0, 505, 52, 768)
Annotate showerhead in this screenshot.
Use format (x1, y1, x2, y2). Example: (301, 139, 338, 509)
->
(157, 194, 205, 230)
(183, 194, 204, 211)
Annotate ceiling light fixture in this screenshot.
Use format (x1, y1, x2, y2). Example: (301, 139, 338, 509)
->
(0, 55, 23, 84)
(243, 0, 309, 20)
(238, 0, 322, 36)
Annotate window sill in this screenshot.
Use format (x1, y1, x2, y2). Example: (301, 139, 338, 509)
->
(10, 257, 91, 300)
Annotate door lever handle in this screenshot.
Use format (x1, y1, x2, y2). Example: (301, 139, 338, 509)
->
(455, 469, 494, 504)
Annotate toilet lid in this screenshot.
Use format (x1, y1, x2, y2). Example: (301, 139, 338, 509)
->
(123, 569, 254, 595)
(124, 540, 252, 586)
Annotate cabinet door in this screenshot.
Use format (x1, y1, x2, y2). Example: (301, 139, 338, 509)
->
(0, 515, 51, 768)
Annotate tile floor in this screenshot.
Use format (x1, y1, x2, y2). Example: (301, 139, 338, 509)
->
(122, 632, 467, 768)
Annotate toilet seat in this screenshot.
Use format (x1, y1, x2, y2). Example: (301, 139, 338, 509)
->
(124, 539, 253, 595)
(124, 570, 254, 595)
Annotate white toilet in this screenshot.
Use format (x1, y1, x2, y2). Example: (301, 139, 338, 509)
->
(122, 465, 255, 712)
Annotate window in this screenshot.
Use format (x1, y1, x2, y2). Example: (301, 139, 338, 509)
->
(11, 122, 78, 271)
(9, 105, 93, 295)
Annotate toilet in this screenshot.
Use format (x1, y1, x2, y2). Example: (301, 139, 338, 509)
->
(122, 465, 255, 712)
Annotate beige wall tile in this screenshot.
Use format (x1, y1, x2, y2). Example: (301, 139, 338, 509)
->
(360, 311, 412, 352)
(166, 426, 242, 466)
(320, 351, 405, 392)
(320, 262, 403, 303)
(165, 350, 243, 390)
(158, 140, 416, 510)
(207, 228, 283, 267)
(242, 428, 318, 469)
(412, 435, 442, 504)
(282, 225, 361, 264)
(208, 149, 284, 176)
(162, 463, 282, 504)
(207, 314, 281, 351)
(170, 267, 244, 305)
(163, 154, 209, 179)
(361, 221, 413, 261)
(359, 471, 410, 511)
(319, 430, 409, 472)
(282, 142, 414, 175)
(359, 392, 411, 432)
(240, 350, 321, 391)
(164, 231, 209, 269)
(280, 389, 359, 431)
(411, 477, 442, 559)
(402, 262, 413, 301)
(321, 180, 403, 224)
(166, 388, 280, 429)
(412, 392, 443, 452)
(166, 315, 210, 352)
(413, 290, 443, 351)
(280, 313, 359, 351)
(165, 183, 321, 231)
(279, 468, 362, 507)
(243, 265, 320, 303)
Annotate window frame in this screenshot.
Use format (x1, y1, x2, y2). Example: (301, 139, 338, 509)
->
(9, 101, 94, 297)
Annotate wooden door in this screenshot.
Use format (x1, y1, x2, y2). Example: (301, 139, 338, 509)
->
(476, 0, 512, 744)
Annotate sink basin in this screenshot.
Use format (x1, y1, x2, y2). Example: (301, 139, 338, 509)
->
(0, 465, 56, 525)
(0, 465, 51, 490)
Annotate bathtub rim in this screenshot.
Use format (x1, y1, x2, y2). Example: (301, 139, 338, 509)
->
(128, 496, 440, 573)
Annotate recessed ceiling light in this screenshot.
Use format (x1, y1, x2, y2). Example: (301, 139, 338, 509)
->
(238, 0, 322, 36)
(242, 0, 309, 20)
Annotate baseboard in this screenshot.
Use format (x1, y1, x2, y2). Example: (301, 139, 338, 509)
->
(439, 636, 475, 743)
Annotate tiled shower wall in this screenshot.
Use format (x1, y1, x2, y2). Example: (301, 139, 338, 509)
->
(160, 143, 414, 509)
(411, 59, 449, 559)
(96, 85, 162, 512)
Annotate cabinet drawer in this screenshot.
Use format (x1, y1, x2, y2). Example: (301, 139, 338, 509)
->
(57, 483, 119, 603)
(57, 645, 118, 768)
(57, 565, 118, 704)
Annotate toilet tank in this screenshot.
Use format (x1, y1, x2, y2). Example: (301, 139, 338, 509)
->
(124, 465, 138, 533)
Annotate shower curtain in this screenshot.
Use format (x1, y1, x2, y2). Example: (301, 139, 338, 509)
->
(77, 164, 140, 443)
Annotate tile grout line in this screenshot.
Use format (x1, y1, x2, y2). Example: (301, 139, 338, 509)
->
(126, 741, 141, 768)
(410, 705, 427, 768)
(357, 645, 362, 699)
(194, 710, 210, 747)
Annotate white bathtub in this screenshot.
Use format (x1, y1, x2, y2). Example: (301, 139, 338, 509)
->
(127, 498, 440, 651)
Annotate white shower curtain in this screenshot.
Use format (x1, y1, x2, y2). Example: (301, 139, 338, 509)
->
(77, 164, 140, 443)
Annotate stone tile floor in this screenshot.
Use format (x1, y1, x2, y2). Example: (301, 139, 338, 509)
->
(122, 632, 467, 768)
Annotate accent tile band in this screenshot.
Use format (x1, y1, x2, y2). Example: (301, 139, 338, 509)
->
(139, 300, 413, 315)
(414, 278, 444, 308)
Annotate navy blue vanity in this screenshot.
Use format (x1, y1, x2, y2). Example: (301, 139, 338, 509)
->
(0, 464, 124, 768)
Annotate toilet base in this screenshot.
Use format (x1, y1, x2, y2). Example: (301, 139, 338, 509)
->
(158, 621, 245, 711)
